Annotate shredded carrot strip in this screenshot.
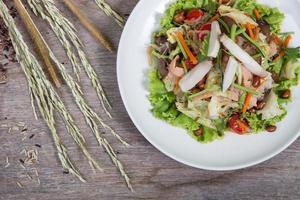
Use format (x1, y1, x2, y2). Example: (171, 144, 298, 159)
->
(273, 34, 282, 45)
(283, 35, 292, 48)
(242, 93, 252, 113)
(245, 23, 255, 29)
(254, 27, 260, 40)
(176, 32, 198, 65)
(246, 23, 255, 39)
(253, 9, 260, 20)
(208, 14, 220, 23)
(274, 50, 285, 62)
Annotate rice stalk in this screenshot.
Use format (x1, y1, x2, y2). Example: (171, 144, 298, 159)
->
(28, 0, 112, 118)
(28, 0, 128, 145)
(0, 0, 101, 181)
(41, 13, 132, 191)
(27, 0, 132, 189)
(94, 0, 125, 27)
(0, 2, 84, 180)
(50, 65, 133, 189)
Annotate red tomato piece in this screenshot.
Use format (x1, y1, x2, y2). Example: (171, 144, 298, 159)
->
(199, 23, 211, 31)
(186, 9, 204, 21)
(228, 114, 250, 135)
(185, 59, 196, 69)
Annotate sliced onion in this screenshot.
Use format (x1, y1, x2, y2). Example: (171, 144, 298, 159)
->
(220, 34, 269, 77)
(179, 60, 213, 92)
(223, 56, 238, 92)
(207, 21, 221, 58)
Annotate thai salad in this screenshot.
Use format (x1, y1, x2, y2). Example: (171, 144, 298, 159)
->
(147, 0, 300, 143)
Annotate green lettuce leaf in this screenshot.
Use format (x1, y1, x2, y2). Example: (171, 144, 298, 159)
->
(148, 69, 198, 129)
(148, 69, 167, 94)
(198, 126, 222, 143)
(243, 109, 287, 132)
(263, 7, 284, 33)
(277, 59, 300, 91)
(281, 59, 300, 80)
(269, 58, 284, 74)
(276, 79, 298, 91)
(255, 4, 284, 33)
(202, 0, 218, 14)
(234, 0, 284, 33)
(233, 0, 256, 16)
(213, 118, 227, 137)
(172, 113, 199, 132)
(148, 69, 177, 119)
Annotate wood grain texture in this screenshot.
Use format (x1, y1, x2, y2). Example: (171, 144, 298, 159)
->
(0, 0, 299, 199)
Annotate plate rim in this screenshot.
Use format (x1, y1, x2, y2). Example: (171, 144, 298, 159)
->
(117, 0, 300, 171)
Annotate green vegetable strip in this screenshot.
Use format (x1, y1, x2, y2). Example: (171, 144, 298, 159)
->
(233, 83, 259, 95)
(152, 51, 169, 59)
(181, 60, 188, 74)
(241, 31, 266, 57)
(235, 28, 246, 36)
(217, 18, 230, 34)
(252, 53, 261, 59)
(238, 93, 247, 108)
(230, 24, 237, 40)
(175, 35, 188, 59)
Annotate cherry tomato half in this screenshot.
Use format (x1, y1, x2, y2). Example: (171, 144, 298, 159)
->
(186, 9, 204, 21)
(199, 23, 212, 31)
(228, 114, 250, 135)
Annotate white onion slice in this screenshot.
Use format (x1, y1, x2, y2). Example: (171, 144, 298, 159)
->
(220, 34, 269, 77)
(207, 21, 221, 58)
(208, 96, 219, 119)
(223, 56, 238, 92)
(179, 60, 213, 92)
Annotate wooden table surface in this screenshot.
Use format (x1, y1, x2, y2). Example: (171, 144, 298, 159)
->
(0, 0, 299, 199)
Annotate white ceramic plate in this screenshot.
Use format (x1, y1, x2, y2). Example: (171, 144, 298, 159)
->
(117, 0, 300, 170)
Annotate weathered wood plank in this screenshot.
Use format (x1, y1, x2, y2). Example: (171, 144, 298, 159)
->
(0, 0, 299, 199)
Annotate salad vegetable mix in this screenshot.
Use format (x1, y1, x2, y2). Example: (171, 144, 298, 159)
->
(148, 0, 300, 143)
